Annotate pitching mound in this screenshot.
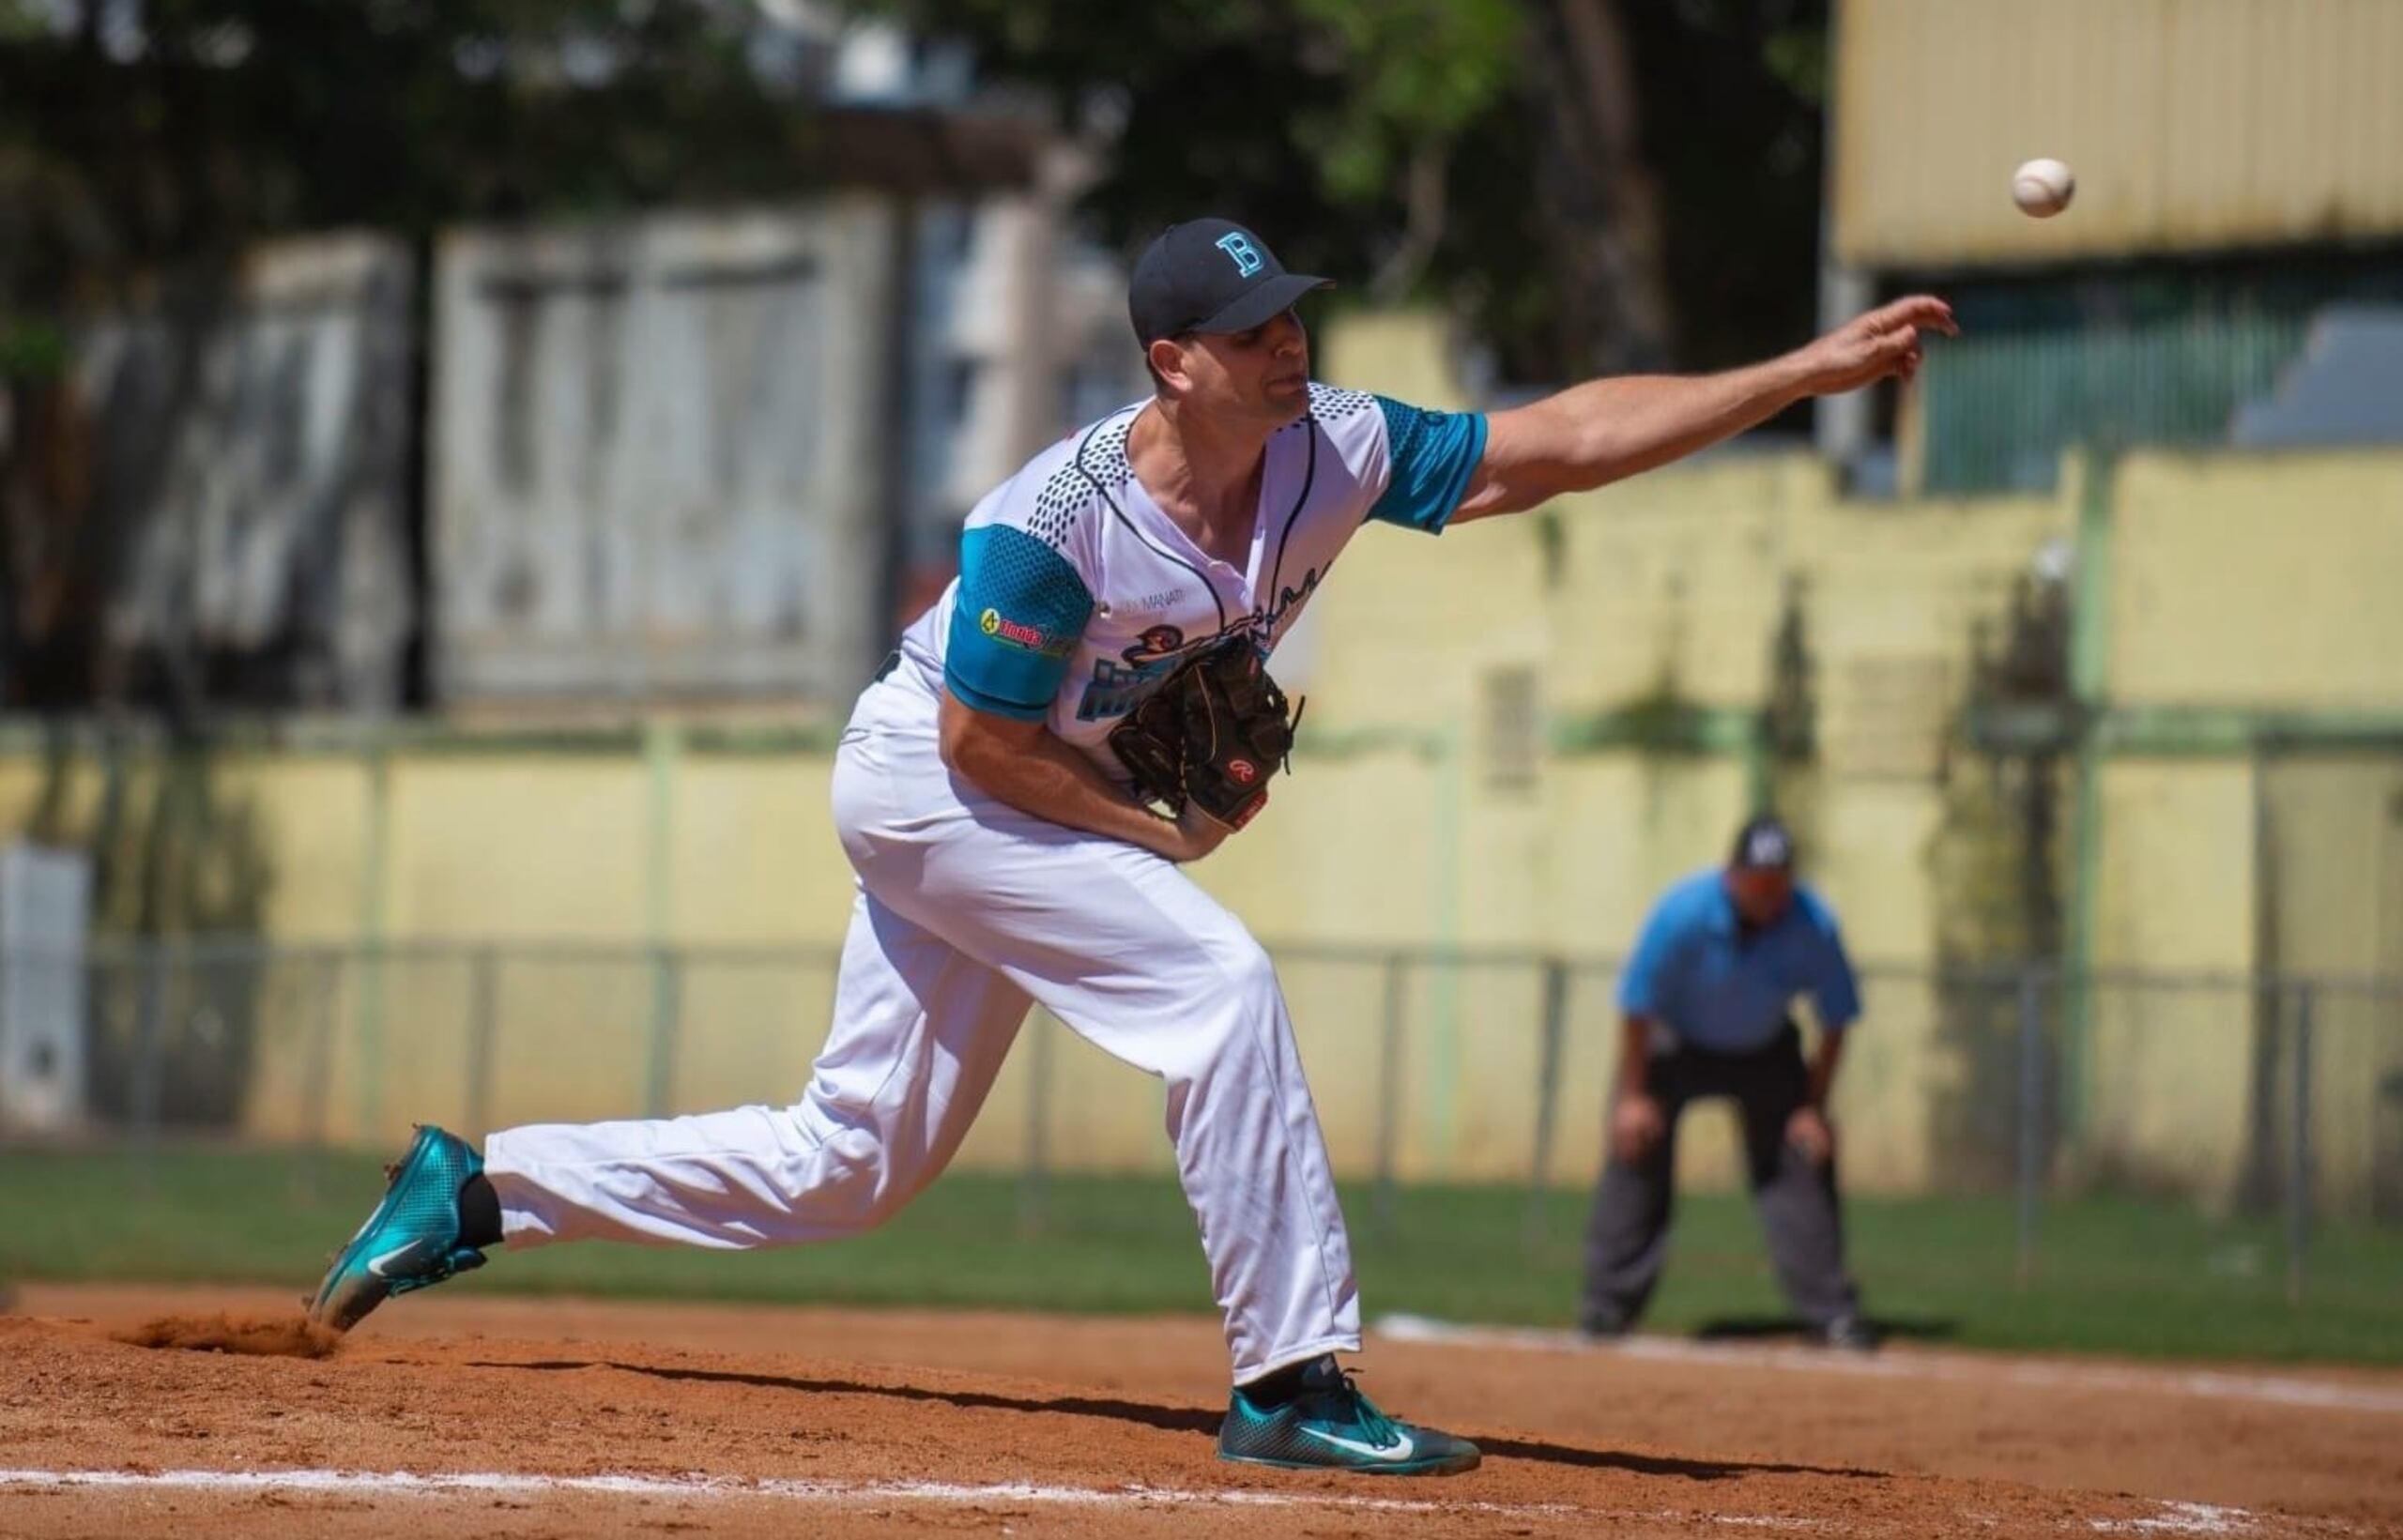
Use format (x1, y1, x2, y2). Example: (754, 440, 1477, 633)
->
(1, 1284, 2396, 1537)
(115, 1311, 343, 1359)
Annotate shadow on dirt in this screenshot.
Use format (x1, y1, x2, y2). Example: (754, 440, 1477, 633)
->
(473, 1358, 1891, 1483)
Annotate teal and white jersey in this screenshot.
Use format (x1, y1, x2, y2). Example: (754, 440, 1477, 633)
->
(889, 384, 1488, 770)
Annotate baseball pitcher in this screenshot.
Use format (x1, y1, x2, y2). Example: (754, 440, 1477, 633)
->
(309, 217, 1952, 1476)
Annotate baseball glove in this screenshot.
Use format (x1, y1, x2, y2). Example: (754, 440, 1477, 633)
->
(1109, 633, 1300, 830)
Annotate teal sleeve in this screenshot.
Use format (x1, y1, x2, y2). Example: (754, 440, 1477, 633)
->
(943, 526, 1094, 720)
(1367, 396, 1489, 534)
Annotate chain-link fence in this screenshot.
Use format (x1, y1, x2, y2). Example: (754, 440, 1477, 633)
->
(6, 938, 2400, 1296)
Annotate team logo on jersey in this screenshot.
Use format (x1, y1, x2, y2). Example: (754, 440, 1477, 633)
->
(1123, 625, 1186, 665)
(980, 607, 1068, 656)
(1077, 621, 1253, 721)
(1216, 232, 1264, 278)
(1078, 654, 1177, 721)
(1079, 624, 1203, 722)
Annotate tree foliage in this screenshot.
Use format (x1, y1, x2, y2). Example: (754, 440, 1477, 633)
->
(843, 0, 1829, 382)
(1, 0, 1829, 378)
(0, 0, 830, 326)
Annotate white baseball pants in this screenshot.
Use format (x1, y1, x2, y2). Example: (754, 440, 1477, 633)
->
(484, 679, 1362, 1380)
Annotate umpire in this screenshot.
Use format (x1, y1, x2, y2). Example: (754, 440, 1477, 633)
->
(1581, 816, 1874, 1349)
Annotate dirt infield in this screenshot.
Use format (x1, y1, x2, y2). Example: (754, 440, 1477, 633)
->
(3, 1284, 2399, 1538)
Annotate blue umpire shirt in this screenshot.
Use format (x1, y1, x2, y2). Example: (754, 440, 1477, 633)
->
(1616, 869, 1863, 1054)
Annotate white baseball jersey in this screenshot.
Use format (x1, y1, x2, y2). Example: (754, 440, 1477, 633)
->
(887, 384, 1489, 763)
(483, 383, 1491, 1383)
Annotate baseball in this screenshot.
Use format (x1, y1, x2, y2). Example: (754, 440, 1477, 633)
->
(2012, 157, 2075, 218)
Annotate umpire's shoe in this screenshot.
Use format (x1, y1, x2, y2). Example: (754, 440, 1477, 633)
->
(1217, 1356, 1480, 1475)
(307, 1124, 488, 1333)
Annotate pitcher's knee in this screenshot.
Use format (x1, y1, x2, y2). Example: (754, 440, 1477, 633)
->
(1208, 931, 1280, 1003)
(1220, 932, 1278, 1004)
(1165, 936, 1288, 1080)
(775, 1122, 911, 1234)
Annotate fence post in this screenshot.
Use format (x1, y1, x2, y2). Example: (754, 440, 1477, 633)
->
(130, 940, 170, 1198)
(465, 947, 499, 1136)
(2287, 983, 2315, 1305)
(2014, 967, 2045, 1290)
(1019, 1013, 1055, 1240)
(1524, 958, 1569, 1253)
(298, 950, 342, 1201)
(1373, 954, 1407, 1239)
(644, 947, 681, 1119)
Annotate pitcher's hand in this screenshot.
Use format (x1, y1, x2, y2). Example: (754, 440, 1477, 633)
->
(1790, 296, 1957, 393)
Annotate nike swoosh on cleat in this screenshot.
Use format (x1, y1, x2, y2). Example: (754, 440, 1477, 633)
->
(1296, 1426, 1416, 1462)
(365, 1243, 423, 1279)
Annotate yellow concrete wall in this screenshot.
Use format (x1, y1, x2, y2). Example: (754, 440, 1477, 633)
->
(2084, 449, 2403, 1211)
(1538, 460, 1798, 713)
(2253, 755, 2403, 1213)
(242, 756, 375, 940)
(2086, 760, 2259, 1200)
(666, 755, 852, 945)
(2109, 453, 2403, 708)
(0, 471, 2085, 1172)
(385, 759, 649, 938)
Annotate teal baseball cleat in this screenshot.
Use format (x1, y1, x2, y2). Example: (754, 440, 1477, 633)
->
(1217, 1356, 1480, 1475)
(306, 1124, 488, 1333)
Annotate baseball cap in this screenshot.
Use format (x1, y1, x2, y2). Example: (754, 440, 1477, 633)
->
(1729, 816, 1798, 872)
(1128, 219, 1332, 345)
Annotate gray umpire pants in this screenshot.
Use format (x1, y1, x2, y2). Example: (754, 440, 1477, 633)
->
(1581, 1022, 1860, 1332)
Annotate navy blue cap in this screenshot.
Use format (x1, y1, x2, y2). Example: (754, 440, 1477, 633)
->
(1730, 816, 1798, 872)
(1129, 219, 1332, 344)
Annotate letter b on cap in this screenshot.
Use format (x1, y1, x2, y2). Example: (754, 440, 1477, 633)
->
(1216, 232, 1264, 278)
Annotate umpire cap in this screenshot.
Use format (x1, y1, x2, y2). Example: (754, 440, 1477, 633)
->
(1129, 219, 1332, 344)
(1729, 816, 1798, 872)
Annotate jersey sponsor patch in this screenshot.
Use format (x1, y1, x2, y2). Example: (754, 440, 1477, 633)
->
(979, 606, 1072, 657)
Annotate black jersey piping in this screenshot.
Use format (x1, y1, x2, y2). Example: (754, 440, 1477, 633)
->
(1069, 409, 1232, 636)
(1261, 416, 1319, 628)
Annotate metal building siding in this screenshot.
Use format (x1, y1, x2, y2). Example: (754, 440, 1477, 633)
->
(68, 233, 418, 710)
(1834, 0, 2403, 267)
(1910, 260, 2403, 494)
(429, 201, 899, 709)
(1917, 305, 2312, 493)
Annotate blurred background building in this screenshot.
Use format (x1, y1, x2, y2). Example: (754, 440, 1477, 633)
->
(0, 0, 2396, 1238)
(1822, 0, 2403, 494)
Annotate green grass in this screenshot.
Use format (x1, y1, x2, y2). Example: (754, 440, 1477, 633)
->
(4, 1146, 2400, 1365)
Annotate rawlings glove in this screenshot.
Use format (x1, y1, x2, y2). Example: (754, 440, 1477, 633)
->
(1108, 633, 1300, 830)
